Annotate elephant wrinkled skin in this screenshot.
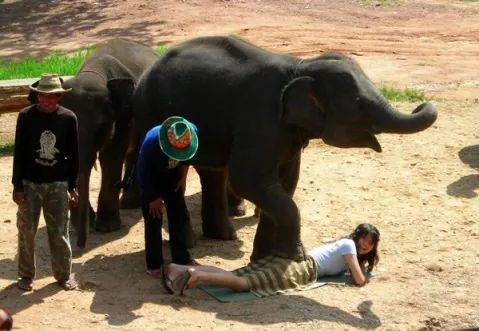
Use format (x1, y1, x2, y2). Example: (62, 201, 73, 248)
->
(30, 38, 158, 248)
(134, 36, 437, 262)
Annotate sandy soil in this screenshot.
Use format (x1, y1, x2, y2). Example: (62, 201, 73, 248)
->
(0, 1, 478, 330)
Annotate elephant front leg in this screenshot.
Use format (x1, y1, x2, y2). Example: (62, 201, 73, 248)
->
(96, 133, 129, 233)
(250, 211, 276, 261)
(271, 152, 306, 261)
(120, 129, 142, 209)
(70, 171, 95, 248)
(197, 168, 237, 240)
(230, 151, 306, 262)
(251, 185, 306, 262)
(96, 176, 122, 232)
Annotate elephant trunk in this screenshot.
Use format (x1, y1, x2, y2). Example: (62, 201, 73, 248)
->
(370, 95, 437, 134)
(71, 171, 92, 248)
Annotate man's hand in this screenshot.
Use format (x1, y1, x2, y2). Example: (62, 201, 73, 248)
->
(69, 188, 79, 208)
(175, 165, 189, 194)
(13, 192, 25, 205)
(149, 198, 164, 219)
(175, 174, 187, 194)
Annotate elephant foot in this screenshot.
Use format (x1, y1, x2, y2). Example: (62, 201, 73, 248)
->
(228, 201, 247, 217)
(95, 211, 121, 233)
(250, 249, 271, 263)
(202, 220, 238, 240)
(274, 242, 307, 262)
(119, 192, 142, 209)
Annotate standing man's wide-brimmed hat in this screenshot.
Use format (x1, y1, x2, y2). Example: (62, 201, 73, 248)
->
(159, 116, 198, 161)
(29, 73, 72, 94)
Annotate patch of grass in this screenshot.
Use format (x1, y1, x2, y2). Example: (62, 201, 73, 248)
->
(0, 44, 168, 80)
(154, 44, 168, 56)
(380, 86, 426, 102)
(0, 47, 94, 80)
(0, 141, 14, 157)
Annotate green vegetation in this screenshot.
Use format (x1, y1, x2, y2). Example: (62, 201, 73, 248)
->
(0, 141, 14, 157)
(0, 44, 168, 80)
(380, 86, 426, 102)
(0, 48, 94, 80)
(154, 45, 168, 56)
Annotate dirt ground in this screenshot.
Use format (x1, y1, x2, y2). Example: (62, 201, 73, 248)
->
(1, 1, 478, 330)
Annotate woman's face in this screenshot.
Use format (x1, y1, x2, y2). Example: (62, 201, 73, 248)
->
(357, 234, 375, 255)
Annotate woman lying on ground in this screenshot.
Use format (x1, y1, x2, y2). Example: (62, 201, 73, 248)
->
(165, 223, 380, 296)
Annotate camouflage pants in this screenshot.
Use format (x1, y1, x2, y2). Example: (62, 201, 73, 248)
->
(233, 255, 316, 297)
(17, 180, 72, 281)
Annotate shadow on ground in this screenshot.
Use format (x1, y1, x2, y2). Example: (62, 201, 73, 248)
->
(0, 248, 381, 328)
(447, 144, 479, 198)
(0, 189, 261, 319)
(0, 0, 168, 58)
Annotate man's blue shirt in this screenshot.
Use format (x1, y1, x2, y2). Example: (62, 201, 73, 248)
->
(137, 125, 179, 203)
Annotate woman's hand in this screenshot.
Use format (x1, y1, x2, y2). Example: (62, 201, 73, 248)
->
(343, 254, 368, 286)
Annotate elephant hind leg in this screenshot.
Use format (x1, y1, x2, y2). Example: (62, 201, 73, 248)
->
(197, 168, 237, 240)
(227, 185, 247, 217)
(119, 178, 142, 209)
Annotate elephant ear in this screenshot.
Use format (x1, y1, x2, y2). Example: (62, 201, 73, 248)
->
(280, 76, 325, 137)
(107, 78, 135, 117)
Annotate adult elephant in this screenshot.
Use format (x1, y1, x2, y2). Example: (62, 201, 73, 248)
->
(30, 38, 158, 248)
(133, 36, 437, 262)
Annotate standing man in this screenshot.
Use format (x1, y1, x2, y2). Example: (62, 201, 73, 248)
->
(12, 73, 79, 291)
(137, 116, 199, 291)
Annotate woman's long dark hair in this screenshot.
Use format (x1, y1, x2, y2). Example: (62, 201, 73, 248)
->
(349, 223, 380, 273)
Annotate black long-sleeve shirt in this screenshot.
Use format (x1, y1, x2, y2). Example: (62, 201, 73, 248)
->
(12, 105, 79, 192)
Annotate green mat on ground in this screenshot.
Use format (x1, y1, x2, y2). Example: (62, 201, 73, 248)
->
(198, 273, 353, 303)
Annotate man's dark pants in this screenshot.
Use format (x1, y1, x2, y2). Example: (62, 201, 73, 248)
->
(141, 167, 191, 270)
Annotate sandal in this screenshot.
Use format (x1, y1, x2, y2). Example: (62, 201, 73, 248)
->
(146, 268, 164, 279)
(17, 277, 33, 291)
(171, 270, 192, 296)
(147, 267, 174, 294)
(163, 274, 175, 295)
(57, 278, 78, 291)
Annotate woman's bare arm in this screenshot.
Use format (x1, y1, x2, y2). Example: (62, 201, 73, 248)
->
(343, 254, 367, 286)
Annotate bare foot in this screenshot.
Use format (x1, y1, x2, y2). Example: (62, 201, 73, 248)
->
(165, 263, 188, 282)
(57, 278, 78, 291)
(186, 268, 200, 288)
